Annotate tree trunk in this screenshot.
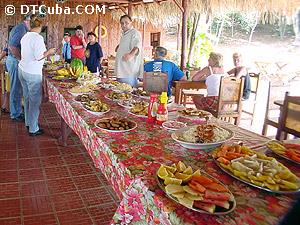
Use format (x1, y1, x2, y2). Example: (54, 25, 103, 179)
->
(215, 14, 225, 46)
(293, 9, 300, 42)
(187, 13, 201, 66)
(248, 12, 259, 44)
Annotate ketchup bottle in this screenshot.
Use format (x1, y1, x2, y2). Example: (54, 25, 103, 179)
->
(147, 93, 158, 123)
(156, 92, 168, 125)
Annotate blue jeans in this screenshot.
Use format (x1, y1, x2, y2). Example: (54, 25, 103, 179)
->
(18, 68, 42, 133)
(6, 55, 23, 118)
(117, 77, 138, 87)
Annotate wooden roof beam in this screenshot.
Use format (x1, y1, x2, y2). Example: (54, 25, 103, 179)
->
(116, 3, 128, 14)
(172, 0, 184, 13)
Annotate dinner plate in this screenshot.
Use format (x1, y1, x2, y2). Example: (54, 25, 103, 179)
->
(127, 109, 147, 118)
(162, 121, 187, 131)
(94, 117, 137, 133)
(171, 126, 234, 151)
(83, 107, 110, 116)
(213, 159, 300, 194)
(156, 169, 236, 215)
(178, 109, 212, 121)
(105, 93, 132, 101)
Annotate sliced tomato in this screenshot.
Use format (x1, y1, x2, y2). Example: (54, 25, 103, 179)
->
(202, 182, 228, 192)
(205, 190, 231, 201)
(193, 201, 216, 213)
(191, 175, 213, 185)
(188, 180, 206, 193)
(200, 198, 230, 209)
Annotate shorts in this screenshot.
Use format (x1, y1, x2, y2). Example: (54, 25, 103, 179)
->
(193, 95, 218, 112)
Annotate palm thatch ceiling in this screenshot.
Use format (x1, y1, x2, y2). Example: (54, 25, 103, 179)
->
(11, 0, 300, 24)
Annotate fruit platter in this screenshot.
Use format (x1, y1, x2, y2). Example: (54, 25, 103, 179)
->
(178, 108, 212, 120)
(105, 91, 132, 101)
(171, 124, 234, 150)
(128, 102, 148, 117)
(156, 161, 236, 214)
(162, 121, 187, 131)
(95, 117, 137, 132)
(75, 94, 97, 103)
(267, 140, 300, 165)
(82, 100, 110, 115)
(212, 144, 300, 193)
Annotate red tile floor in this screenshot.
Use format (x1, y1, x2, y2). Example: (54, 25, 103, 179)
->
(0, 102, 119, 225)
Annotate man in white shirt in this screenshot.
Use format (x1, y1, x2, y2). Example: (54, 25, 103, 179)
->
(115, 15, 143, 87)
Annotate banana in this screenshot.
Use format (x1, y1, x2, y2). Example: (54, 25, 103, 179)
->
(69, 67, 75, 76)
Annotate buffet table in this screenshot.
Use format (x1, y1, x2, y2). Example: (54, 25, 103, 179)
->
(45, 74, 299, 225)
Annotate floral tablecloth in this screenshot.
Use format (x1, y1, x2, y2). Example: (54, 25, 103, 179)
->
(45, 76, 299, 225)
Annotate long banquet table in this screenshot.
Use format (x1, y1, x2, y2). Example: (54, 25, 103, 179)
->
(45, 74, 300, 225)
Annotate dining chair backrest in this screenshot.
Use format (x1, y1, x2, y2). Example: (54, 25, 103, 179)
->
(248, 72, 260, 95)
(276, 92, 300, 140)
(213, 76, 244, 125)
(143, 72, 168, 94)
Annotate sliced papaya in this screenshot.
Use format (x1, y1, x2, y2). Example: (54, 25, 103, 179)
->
(191, 175, 213, 185)
(203, 182, 228, 192)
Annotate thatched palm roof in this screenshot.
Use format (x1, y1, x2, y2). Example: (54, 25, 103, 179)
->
(110, 0, 300, 25)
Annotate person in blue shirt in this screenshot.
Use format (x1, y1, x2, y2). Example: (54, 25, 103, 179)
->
(144, 46, 186, 97)
(6, 13, 32, 122)
(62, 32, 71, 63)
(85, 32, 103, 74)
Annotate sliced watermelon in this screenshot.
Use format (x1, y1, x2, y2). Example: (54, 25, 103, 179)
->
(191, 175, 213, 185)
(193, 201, 216, 213)
(200, 198, 230, 209)
(205, 190, 231, 201)
(202, 182, 228, 192)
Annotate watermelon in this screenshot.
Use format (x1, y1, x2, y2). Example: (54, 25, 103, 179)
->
(205, 190, 231, 201)
(193, 201, 216, 213)
(70, 58, 84, 78)
(200, 198, 230, 209)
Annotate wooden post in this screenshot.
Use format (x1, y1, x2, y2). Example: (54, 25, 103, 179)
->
(180, 0, 188, 69)
(128, 0, 133, 17)
(98, 13, 102, 45)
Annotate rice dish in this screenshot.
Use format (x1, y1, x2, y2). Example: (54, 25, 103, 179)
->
(180, 125, 231, 143)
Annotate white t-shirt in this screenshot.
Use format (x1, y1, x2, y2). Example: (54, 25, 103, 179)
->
(19, 32, 46, 74)
(205, 67, 224, 96)
(115, 28, 143, 78)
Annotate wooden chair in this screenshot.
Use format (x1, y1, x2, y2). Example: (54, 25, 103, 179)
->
(241, 72, 260, 125)
(276, 92, 300, 140)
(143, 72, 168, 94)
(173, 80, 206, 104)
(262, 82, 290, 137)
(212, 77, 244, 125)
(179, 70, 205, 106)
